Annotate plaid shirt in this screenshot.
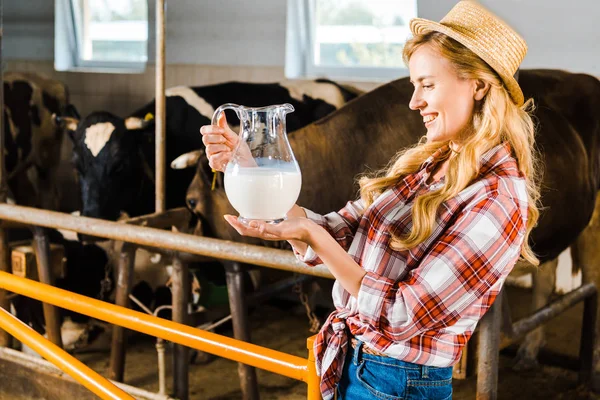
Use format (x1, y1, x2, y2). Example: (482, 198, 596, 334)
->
(296, 142, 528, 400)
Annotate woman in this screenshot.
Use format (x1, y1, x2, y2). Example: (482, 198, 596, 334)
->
(201, 1, 540, 399)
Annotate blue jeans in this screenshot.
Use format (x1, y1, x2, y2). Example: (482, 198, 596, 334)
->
(337, 341, 453, 400)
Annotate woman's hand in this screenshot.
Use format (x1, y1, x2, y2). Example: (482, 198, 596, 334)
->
(224, 215, 315, 244)
(200, 113, 239, 172)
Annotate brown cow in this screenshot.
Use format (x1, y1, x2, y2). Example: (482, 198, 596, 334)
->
(178, 69, 600, 376)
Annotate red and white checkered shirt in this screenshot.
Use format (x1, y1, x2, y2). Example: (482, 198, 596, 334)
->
(297, 142, 529, 400)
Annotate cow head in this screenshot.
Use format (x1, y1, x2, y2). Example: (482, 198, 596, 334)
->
(170, 150, 239, 240)
(58, 111, 153, 222)
(170, 149, 212, 216)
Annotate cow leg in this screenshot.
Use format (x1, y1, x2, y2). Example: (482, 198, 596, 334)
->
(109, 243, 135, 382)
(32, 227, 63, 348)
(571, 197, 600, 391)
(514, 258, 557, 371)
(225, 261, 260, 400)
(171, 255, 190, 400)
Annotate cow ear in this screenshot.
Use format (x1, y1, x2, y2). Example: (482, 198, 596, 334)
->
(171, 150, 204, 170)
(65, 104, 81, 120)
(124, 116, 154, 130)
(53, 114, 79, 141)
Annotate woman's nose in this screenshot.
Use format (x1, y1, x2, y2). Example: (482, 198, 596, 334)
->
(409, 90, 425, 111)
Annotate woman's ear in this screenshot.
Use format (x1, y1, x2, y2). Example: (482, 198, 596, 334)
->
(474, 79, 491, 101)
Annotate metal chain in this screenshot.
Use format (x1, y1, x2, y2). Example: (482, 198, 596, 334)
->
(293, 274, 321, 333)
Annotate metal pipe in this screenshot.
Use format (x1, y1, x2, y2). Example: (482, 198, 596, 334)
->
(154, 306, 171, 397)
(129, 293, 153, 314)
(0, 307, 134, 400)
(0, 0, 11, 349)
(155, 0, 166, 213)
(129, 293, 170, 396)
(226, 262, 259, 400)
(511, 283, 597, 339)
(122, 207, 190, 228)
(109, 244, 135, 382)
(32, 227, 63, 348)
(0, 204, 334, 279)
(0, 0, 6, 205)
(200, 314, 232, 332)
(476, 292, 502, 400)
(156, 338, 167, 395)
(306, 336, 321, 400)
(171, 255, 190, 400)
(0, 271, 310, 382)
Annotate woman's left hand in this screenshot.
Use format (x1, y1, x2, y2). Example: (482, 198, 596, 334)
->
(224, 215, 314, 244)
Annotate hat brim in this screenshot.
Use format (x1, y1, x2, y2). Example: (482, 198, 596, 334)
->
(410, 18, 524, 106)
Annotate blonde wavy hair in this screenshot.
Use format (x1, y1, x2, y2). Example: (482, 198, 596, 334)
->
(359, 32, 541, 265)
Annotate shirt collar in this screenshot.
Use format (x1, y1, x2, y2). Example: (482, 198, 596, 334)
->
(420, 142, 515, 174)
(420, 144, 451, 173)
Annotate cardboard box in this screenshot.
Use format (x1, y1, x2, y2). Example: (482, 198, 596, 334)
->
(10, 242, 66, 281)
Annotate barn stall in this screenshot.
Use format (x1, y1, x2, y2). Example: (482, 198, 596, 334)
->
(0, 0, 599, 399)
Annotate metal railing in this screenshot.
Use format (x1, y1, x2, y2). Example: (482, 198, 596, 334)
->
(0, 270, 321, 399)
(0, 304, 134, 400)
(0, 203, 332, 399)
(0, 203, 333, 279)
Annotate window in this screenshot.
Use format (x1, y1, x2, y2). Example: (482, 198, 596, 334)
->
(286, 0, 417, 81)
(55, 0, 148, 72)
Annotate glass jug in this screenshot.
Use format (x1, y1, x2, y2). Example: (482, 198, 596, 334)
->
(211, 103, 302, 225)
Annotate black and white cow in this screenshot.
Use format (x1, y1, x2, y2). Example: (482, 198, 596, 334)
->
(57, 79, 361, 221)
(4, 72, 70, 210)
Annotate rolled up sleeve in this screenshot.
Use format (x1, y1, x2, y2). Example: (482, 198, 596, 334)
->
(293, 199, 365, 267)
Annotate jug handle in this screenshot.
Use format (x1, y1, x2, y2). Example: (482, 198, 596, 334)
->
(209, 104, 240, 191)
(211, 103, 241, 126)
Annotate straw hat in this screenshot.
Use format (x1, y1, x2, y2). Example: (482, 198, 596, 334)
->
(410, 1, 527, 106)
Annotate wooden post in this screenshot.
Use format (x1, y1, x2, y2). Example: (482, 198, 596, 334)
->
(226, 262, 259, 400)
(32, 227, 63, 348)
(155, 0, 166, 213)
(0, 0, 11, 348)
(108, 244, 135, 382)
(171, 255, 190, 400)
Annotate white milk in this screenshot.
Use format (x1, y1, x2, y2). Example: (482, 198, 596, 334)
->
(224, 162, 302, 221)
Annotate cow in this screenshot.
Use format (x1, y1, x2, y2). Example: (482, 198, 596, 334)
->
(48, 79, 361, 358)
(57, 79, 362, 222)
(176, 69, 600, 375)
(4, 72, 70, 211)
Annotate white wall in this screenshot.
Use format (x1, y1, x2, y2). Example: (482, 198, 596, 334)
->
(4, 0, 54, 60)
(5, 0, 288, 67)
(4, 0, 599, 74)
(417, 0, 600, 75)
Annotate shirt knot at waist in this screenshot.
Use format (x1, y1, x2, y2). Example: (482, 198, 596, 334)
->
(313, 312, 354, 399)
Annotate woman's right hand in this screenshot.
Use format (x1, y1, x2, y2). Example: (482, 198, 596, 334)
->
(200, 113, 239, 172)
